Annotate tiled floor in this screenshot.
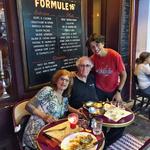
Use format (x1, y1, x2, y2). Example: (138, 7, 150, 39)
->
(124, 114, 150, 142)
(124, 100, 150, 143)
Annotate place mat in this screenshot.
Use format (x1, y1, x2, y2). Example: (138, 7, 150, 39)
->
(104, 106, 132, 122)
(43, 121, 83, 141)
(37, 133, 59, 149)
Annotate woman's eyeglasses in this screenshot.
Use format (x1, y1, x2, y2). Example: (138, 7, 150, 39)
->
(60, 77, 69, 82)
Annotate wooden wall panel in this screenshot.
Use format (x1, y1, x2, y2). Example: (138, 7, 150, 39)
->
(101, 0, 107, 36)
(104, 0, 121, 50)
(87, 0, 93, 37)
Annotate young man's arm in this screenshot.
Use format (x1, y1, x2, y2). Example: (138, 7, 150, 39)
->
(112, 70, 127, 101)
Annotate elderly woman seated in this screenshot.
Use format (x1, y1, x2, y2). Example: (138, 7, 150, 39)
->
(22, 69, 84, 150)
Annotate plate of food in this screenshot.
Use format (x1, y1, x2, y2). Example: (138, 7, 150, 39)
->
(60, 132, 97, 150)
(93, 102, 103, 108)
(83, 101, 95, 109)
(83, 101, 104, 109)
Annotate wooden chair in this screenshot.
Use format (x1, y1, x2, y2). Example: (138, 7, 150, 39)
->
(132, 75, 150, 119)
(13, 99, 30, 150)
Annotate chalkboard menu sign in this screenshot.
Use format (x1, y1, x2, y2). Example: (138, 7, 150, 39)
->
(118, 0, 130, 64)
(17, 0, 84, 89)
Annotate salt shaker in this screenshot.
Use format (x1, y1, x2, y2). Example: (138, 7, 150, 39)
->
(91, 118, 96, 128)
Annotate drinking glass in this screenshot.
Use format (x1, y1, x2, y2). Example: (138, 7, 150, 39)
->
(92, 118, 103, 135)
(110, 100, 117, 106)
(78, 119, 89, 129)
(117, 101, 125, 109)
(68, 113, 78, 129)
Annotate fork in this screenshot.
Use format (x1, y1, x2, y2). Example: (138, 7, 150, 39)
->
(44, 126, 67, 133)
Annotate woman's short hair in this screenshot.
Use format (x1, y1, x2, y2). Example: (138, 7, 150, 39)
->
(76, 56, 94, 68)
(136, 52, 150, 64)
(51, 69, 73, 97)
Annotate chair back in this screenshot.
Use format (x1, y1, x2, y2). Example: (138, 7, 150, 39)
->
(132, 75, 150, 119)
(133, 75, 140, 89)
(133, 74, 150, 96)
(13, 99, 30, 127)
(13, 99, 30, 149)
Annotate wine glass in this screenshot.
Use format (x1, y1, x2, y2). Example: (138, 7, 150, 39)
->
(117, 101, 125, 109)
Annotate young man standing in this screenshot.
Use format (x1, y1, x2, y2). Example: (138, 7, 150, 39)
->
(87, 34, 127, 148)
(87, 34, 127, 102)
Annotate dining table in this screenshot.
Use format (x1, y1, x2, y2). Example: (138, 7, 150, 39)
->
(36, 118, 105, 150)
(83, 102, 135, 128)
(100, 110, 135, 128)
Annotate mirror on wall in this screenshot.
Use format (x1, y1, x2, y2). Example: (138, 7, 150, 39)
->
(0, 1, 6, 38)
(0, 0, 12, 100)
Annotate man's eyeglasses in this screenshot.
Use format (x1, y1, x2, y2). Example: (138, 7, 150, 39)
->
(79, 64, 91, 68)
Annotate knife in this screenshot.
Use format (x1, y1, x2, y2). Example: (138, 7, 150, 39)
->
(44, 126, 67, 133)
(42, 132, 60, 144)
(95, 137, 105, 150)
(93, 137, 105, 144)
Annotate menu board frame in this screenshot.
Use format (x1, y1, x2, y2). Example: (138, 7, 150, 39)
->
(16, 0, 85, 90)
(118, 0, 131, 65)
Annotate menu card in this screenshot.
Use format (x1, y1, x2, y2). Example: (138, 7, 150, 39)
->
(104, 104, 132, 122)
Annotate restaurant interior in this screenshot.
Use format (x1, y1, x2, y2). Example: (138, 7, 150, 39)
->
(0, 0, 150, 149)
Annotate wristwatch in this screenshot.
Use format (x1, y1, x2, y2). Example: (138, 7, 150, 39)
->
(117, 88, 122, 93)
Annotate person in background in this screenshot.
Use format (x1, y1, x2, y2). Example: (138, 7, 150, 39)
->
(22, 69, 84, 150)
(134, 52, 150, 95)
(69, 56, 99, 109)
(86, 34, 127, 148)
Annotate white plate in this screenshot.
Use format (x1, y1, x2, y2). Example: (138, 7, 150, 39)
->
(61, 132, 97, 150)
